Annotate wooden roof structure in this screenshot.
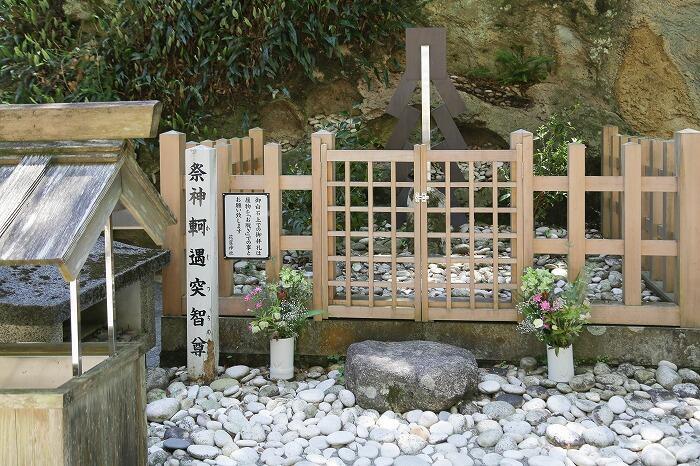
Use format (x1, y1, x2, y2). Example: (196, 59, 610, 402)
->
(0, 101, 175, 281)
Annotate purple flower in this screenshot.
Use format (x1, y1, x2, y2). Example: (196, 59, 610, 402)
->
(244, 294, 251, 301)
(540, 301, 551, 311)
(533, 294, 542, 303)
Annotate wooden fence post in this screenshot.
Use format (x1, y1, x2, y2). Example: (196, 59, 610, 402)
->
(160, 131, 186, 316)
(601, 125, 615, 238)
(568, 143, 586, 281)
(264, 143, 282, 283)
(663, 139, 676, 295)
(677, 129, 700, 327)
(651, 139, 665, 282)
(611, 128, 621, 239)
(311, 131, 335, 318)
(509, 130, 534, 277)
(250, 128, 264, 175)
(216, 138, 233, 297)
(622, 142, 642, 306)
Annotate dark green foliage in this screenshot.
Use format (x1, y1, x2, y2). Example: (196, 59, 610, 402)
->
(494, 46, 553, 85)
(533, 104, 581, 223)
(0, 0, 424, 138)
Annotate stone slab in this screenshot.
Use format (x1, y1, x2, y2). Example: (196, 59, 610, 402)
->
(0, 238, 169, 325)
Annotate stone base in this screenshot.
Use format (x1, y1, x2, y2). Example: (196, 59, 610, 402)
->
(162, 316, 700, 368)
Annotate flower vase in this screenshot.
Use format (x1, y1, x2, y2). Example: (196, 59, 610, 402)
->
(547, 345, 574, 383)
(270, 337, 295, 380)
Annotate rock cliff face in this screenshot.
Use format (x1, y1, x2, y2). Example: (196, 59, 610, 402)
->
(260, 0, 699, 151)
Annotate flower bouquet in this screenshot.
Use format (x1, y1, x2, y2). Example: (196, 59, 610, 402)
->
(517, 267, 591, 382)
(246, 267, 320, 379)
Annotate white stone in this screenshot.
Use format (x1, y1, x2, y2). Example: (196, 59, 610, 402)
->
(326, 431, 355, 446)
(298, 389, 325, 403)
(640, 444, 676, 466)
(547, 395, 572, 414)
(608, 396, 627, 414)
(318, 414, 342, 435)
(146, 398, 180, 422)
(225, 365, 250, 379)
(214, 429, 233, 447)
(640, 425, 664, 442)
(529, 456, 566, 466)
(478, 380, 501, 394)
(187, 445, 220, 460)
(339, 390, 356, 407)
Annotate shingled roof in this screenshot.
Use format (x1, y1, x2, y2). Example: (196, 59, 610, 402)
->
(0, 101, 175, 281)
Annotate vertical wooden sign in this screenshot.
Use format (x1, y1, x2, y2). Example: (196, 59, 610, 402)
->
(185, 145, 219, 380)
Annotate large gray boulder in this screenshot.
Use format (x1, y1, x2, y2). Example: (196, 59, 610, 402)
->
(344, 340, 479, 412)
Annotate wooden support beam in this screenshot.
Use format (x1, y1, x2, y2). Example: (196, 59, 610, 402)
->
(0, 101, 162, 141)
(622, 142, 642, 306)
(677, 129, 700, 327)
(568, 143, 586, 281)
(160, 131, 186, 316)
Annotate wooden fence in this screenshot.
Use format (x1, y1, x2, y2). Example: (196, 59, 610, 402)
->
(601, 125, 680, 305)
(159, 127, 700, 328)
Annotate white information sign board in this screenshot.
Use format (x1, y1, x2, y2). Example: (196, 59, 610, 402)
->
(223, 193, 270, 259)
(185, 145, 219, 379)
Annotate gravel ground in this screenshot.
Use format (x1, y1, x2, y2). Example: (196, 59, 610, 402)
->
(144, 358, 700, 466)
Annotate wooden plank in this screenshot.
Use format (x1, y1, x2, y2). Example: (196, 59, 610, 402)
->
(611, 133, 622, 239)
(568, 143, 586, 281)
(651, 140, 665, 281)
(427, 308, 518, 321)
(160, 131, 186, 315)
(0, 139, 123, 157)
(119, 155, 176, 246)
(264, 144, 282, 284)
(0, 101, 162, 141)
(327, 150, 414, 162)
(367, 161, 375, 308)
(280, 235, 313, 250)
(445, 162, 453, 313)
(601, 126, 614, 237)
(229, 138, 242, 175)
(623, 142, 642, 306)
(311, 131, 334, 318)
(533, 238, 568, 254)
(320, 143, 331, 312)
(663, 140, 677, 294)
(639, 138, 652, 273)
(589, 303, 680, 326)
(344, 160, 352, 309)
(0, 160, 122, 271)
(0, 409, 18, 465)
(327, 305, 416, 319)
(585, 239, 676, 256)
(677, 129, 700, 326)
(418, 144, 428, 321)
(249, 127, 264, 175)
(468, 161, 476, 310)
(229, 175, 264, 190)
(241, 137, 252, 175)
(0, 155, 51, 238)
(426, 149, 517, 162)
(391, 162, 398, 312)
(518, 131, 534, 270)
(280, 175, 312, 190)
(216, 139, 233, 297)
(533, 176, 567, 191)
(491, 160, 499, 310)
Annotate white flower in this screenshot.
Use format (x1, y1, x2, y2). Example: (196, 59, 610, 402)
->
(273, 312, 281, 320)
(533, 318, 544, 328)
(258, 321, 269, 330)
(251, 324, 260, 334)
(552, 324, 558, 330)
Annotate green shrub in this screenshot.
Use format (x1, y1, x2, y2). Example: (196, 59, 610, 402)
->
(494, 46, 553, 85)
(533, 104, 582, 223)
(0, 0, 424, 139)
